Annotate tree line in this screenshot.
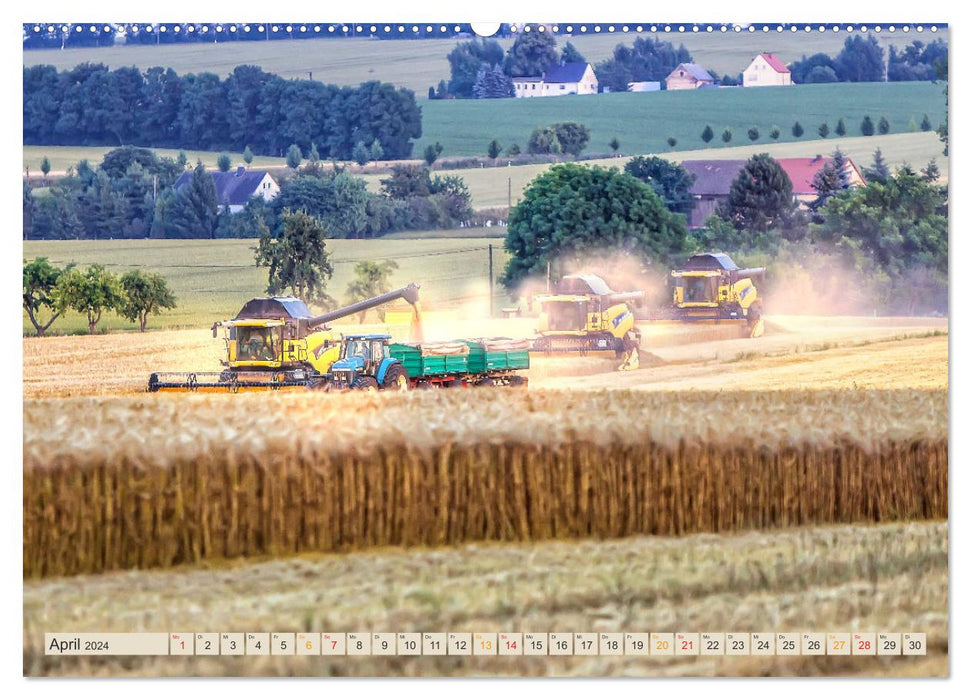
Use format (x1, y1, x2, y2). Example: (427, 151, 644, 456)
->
(23, 146, 474, 241)
(23, 259, 175, 335)
(790, 37, 946, 84)
(23, 63, 422, 159)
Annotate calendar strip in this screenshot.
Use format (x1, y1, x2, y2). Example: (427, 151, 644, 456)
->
(44, 632, 928, 657)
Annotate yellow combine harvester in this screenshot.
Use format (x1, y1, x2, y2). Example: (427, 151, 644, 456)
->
(531, 274, 643, 370)
(666, 253, 765, 337)
(148, 283, 421, 392)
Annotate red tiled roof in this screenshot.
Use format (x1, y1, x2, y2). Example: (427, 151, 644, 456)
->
(759, 53, 790, 74)
(776, 157, 845, 194)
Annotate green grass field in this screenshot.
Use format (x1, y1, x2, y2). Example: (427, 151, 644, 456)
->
(417, 81, 945, 156)
(22, 29, 942, 94)
(22, 238, 511, 334)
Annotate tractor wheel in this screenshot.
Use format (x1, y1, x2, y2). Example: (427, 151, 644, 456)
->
(382, 364, 410, 392)
(350, 375, 379, 392)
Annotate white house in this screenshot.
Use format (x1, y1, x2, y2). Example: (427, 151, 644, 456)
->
(174, 167, 280, 214)
(512, 62, 598, 98)
(743, 53, 792, 87)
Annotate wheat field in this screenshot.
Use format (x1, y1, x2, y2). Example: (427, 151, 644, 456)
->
(23, 389, 947, 578)
(24, 521, 947, 677)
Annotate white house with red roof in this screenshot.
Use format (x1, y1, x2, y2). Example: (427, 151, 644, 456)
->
(743, 53, 792, 87)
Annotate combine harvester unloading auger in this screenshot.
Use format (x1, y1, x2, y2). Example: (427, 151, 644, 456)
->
(147, 283, 422, 392)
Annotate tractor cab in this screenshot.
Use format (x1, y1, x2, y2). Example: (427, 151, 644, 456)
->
(329, 334, 395, 389)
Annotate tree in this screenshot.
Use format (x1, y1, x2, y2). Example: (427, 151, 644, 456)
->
(274, 172, 369, 238)
(370, 140, 384, 161)
(805, 65, 839, 83)
(344, 261, 400, 322)
(54, 264, 123, 334)
(624, 156, 696, 216)
(861, 115, 875, 136)
(423, 142, 443, 166)
(503, 31, 558, 77)
(507, 143, 521, 156)
(835, 118, 847, 137)
(473, 64, 514, 99)
(243, 146, 254, 164)
(168, 161, 219, 238)
(609, 137, 620, 154)
(286, 144, 302, 169)
(255, 208, 334, 305)
(769, 126, 781, 140)
(594, 37, 692, 93)
(790, 53, 837, 83)
(810, 148, 851, 215)
(936, 55, 947, 155)
(818, 122, 830, 139)
(747, 127, 759, 142)
(501, 164, 688, 291)
(666, 136, 677, 150)
(217, 154, 231, 172)
(792, 122, 804, 138)
(528, 126, 561, 155)
(815, 167, 947, 279)
(488, 139, 502, 160)
(878, 116, 890, 135)
(835, 35, 884, 82)
(721, 128, 732, 144)
(921, 114, 933, 132)
(118, 270, 176, 331)
(23, 257, 73, 336)
(560, 42, 585, 64)
(701, 125, 714, 144)
(922, 159, 940, 183)
(353, 141, 370, 166)
(380, 164, 433, 198)
(864, 148, 891, 183)
(554, 123, 591, 157)
(40, 156, 51, 182)
(723, 154, 795, 232)
(446, 38, 505, 98)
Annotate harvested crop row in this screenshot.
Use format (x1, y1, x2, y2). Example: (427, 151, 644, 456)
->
(23, 389, 947, 578)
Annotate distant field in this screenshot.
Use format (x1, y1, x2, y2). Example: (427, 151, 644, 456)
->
(22, 29, 942, 94)
(364, 131, 947, 209)
(417, 81, 945, 156)
(22, 238, 511, 334)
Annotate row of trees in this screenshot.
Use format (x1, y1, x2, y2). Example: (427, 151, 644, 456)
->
(499, 151, 947, 314)
(790, 37, 947, 84)
(24, 63, 422, 159)
(23, 147, 475, 241)
(23, 259, 175, 335)
(695, 114, 932, 146)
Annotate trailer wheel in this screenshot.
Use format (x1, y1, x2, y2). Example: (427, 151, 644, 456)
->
(475, 377, 495, 387)
(508, 375, 526, 387)
(382, 364, 410, 392)
(351, 376, 379, 392)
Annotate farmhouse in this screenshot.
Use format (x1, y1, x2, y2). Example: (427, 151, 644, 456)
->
(743, 53, 792, 87)
(174, 167, 280, 214)
(680, 156, 866, 228)
(665, 63, 716, 90)
(512, 62, 598, 98)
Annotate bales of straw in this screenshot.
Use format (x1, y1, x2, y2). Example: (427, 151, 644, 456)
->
(23, 389, 947, 578)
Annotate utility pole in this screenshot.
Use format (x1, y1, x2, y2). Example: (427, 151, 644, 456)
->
(488, 244, 494, 317)
(507, 177, 512, 210)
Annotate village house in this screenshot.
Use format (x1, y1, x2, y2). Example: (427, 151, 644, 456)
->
(174, 167, 280, 214)
(665, 63, 716, 90)
(512, 62, 599, 98)
(743, 53, 792, 87)
(680, 156, 867, 228)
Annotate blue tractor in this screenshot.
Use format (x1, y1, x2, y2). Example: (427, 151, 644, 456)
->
(328, 334, 410, 391)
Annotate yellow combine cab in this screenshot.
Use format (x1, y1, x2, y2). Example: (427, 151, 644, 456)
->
(668, 253, 765, 337)
(532, 274, 643, 369)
